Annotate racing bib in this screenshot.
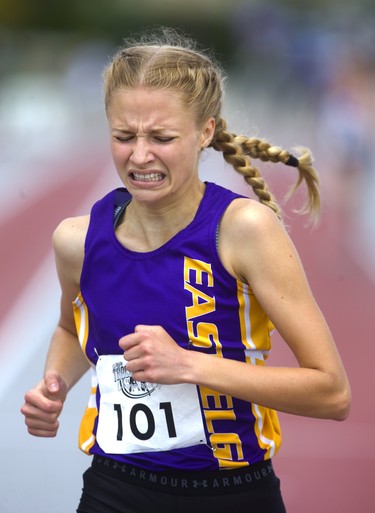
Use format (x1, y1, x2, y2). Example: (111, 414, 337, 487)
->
(96, 354, 207, 454)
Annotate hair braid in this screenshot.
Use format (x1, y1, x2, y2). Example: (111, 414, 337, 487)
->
(237, 136, 320, 220)
(211, 119, 283, 219)
(211, 119, 320, 224)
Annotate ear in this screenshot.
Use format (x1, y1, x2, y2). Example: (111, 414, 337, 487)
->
(200, 117, 215, 149)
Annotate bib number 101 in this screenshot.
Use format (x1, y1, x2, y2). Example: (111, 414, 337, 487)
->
(113, 401, 177, 441)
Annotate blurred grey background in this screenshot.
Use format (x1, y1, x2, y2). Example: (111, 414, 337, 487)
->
(1, 1, 374, 512)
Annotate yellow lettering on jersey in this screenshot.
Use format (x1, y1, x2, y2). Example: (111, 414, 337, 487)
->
(200, 386, 233, 410)
(200, 389, 246, 468)
(184, 257, 214, 286)
(203, 409, 236, 432)
(184, 256, 248, 469)
(186, 321, 223, 356)
(184, 283, 215, 320)
(209, 433, 245, 462)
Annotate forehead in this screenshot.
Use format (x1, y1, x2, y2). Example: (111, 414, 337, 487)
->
(107, 87, 195, 129)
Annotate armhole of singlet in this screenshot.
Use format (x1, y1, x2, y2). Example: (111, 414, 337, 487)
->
(215, 203, 230, 253)
(215, 224, 220, 252)
(113, 200, 131, 228)
(214, 195, 238, 253)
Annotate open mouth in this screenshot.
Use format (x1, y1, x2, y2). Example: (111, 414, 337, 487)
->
(131, 172, 165, 182)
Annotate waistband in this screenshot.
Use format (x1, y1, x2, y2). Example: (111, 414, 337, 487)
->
(91, 455, 278, 496)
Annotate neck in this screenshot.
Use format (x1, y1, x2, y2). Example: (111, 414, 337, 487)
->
(116, 181, 205, 252)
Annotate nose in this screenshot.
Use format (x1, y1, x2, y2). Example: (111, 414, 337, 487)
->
(130, 137, 154, 165)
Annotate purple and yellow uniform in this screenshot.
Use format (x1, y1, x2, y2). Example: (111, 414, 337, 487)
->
(73, 182, 281, 472)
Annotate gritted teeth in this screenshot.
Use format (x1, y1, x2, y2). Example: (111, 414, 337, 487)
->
(132, 172, 165, 182)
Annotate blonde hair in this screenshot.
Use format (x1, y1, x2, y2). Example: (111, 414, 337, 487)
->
(103, 28, 320, 223)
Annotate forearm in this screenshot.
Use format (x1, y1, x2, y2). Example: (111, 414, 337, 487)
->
(120, 325, 350, 420)
(44, 325, 90, 392)
(186, 351, 350, 421)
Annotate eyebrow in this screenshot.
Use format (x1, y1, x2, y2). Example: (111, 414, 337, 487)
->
(112, 127, 177, 135)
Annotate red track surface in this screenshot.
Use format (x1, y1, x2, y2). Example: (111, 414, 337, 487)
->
(273, 209, 374, 513)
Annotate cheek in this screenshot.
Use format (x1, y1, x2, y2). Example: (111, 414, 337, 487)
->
(179, 145, 200, 167)
(111, 143, 130, 165)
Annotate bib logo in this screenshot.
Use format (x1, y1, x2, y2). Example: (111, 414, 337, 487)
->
(112, 361, 161, 398)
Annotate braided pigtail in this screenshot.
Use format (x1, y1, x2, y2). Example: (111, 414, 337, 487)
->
(284, 147, 320, 220)
(211, 119, 320, 224)
(238, 137, 320, 221)
(211, 119, 283, 220)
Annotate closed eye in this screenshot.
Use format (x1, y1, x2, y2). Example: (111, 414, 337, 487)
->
(154, 136, 175, 143)
(113, 134, 176, 144)
(114, 135, 134, 142)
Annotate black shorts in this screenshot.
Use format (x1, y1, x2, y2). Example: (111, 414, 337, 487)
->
(76, 456, 287, 513)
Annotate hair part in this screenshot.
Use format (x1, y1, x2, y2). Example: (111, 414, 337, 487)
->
(103, 27, 224, 126)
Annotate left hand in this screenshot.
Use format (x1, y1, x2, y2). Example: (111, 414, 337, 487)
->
(119, 325, 190, 384)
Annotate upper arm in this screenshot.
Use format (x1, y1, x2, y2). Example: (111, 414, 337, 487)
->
(52, 215, 89, 334)
(219, 200, 344, 376)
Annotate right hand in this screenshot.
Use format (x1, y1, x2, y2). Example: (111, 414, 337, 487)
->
(21, 371, 68, 437)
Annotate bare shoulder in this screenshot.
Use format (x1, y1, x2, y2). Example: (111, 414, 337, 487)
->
(52, 215, 90, 283)
(219, 198, 298, 282)
(219, 198, 286, 254)
(53, 215, 90, 254)
(223, 197, 281, 235)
